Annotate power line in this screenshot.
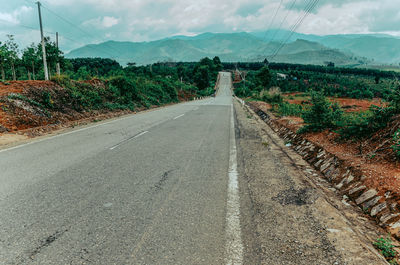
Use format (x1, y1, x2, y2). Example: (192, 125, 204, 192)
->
(269, 0, 320, 60)
(0, 18, 118, 59)
(259, 0, 284, 43)
(257, 0, 298, 59)
(273, 0, 319, 57)
(18, 0, 120, 59)
(269, 0, 298, 45)
(39, 3, 122, 56)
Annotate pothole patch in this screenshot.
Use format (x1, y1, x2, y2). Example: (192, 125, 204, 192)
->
(272, 187, 313, 206)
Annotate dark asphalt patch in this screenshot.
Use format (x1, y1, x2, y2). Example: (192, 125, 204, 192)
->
(29, 229, 68, 260)
(272, 188, 313, 206)
(153, 169, 175, 191)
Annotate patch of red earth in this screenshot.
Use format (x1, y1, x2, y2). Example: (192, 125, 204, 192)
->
(287, 99, 308, 105)
(330, 97, 385, 112)
(0, 80, 197, 139)
(250, 100, 400, 195)
(305, 131, 400, 194)
(0, 81, 61, 131)
(0, 80, 56, 96)
(283, 92, 385, 113)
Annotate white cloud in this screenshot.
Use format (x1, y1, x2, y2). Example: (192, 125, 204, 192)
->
(3, 0, 400, 51)
(82, 16, 120, 28)
(0, 6, 33, 25)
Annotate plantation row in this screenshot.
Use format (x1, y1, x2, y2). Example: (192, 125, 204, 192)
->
(233, 65, 400, 158)
(1, 56, 223, 115)
(0, 35, 224, 112)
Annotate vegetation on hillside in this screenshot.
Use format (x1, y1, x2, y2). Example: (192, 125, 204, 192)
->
(0, 36, 224, 134)
(233, 62, 400, 159)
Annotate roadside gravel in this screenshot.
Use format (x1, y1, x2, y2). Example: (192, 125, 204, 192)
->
(234, 100, 389, 265)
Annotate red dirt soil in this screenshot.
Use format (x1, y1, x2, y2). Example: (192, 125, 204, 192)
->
(0, 80, 195, 138)
(283, 92, 385, 112)
(251, 100, 400, 195)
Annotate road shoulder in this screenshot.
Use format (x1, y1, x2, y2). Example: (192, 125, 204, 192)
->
(234, 99, 388, 264)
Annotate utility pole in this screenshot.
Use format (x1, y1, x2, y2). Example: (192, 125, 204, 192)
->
(56, 32, 60, 76)
(37, 1, 49, 80)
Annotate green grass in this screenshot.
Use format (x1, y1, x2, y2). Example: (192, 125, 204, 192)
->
(373, 236, 397, 261)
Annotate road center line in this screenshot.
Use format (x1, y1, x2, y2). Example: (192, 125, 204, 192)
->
(109, 131, 149, 150)
(225, 104, 243, 265)
(173, 114, 185, 120)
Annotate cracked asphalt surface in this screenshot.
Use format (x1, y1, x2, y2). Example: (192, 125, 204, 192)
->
(0, 75, 233, 264)
(0, 72, 389, 264)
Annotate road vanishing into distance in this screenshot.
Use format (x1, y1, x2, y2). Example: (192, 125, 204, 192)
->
(0, 72, 388, 265)
(0, 73, 242, 264)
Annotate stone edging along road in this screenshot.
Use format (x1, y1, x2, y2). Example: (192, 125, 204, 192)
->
(239, 98, 400, 240)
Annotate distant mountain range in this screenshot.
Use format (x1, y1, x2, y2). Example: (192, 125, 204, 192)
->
(66, 29, 400, 66)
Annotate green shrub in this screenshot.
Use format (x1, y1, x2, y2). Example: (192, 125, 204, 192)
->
(299, 91, 343, 133)
(41, 91, 53, 108)
(276, 102, 303, 117)
(104, 102, 134, 111)
(260, 87, 283, 104)
(51, 74, 71, 87)
(108, 76, 138, 103)
(373, 236, 396, 259)
(338, 106, 394, 141)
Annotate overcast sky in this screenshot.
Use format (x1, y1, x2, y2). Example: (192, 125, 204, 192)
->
(0, 0, 399, 52)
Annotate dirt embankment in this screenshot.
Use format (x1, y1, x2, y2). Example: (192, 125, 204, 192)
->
(235, 100, 389, 265)
(249, 100, 400, 241)
(0, 80, 127, 135)
(0, 80, 195, 145)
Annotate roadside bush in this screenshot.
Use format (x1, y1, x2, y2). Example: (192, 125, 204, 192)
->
(51, 74, 71, 87)
(260, 87, 283, 104)
(373, 236, 396, 260)
(299, 91, 343, 133)
(277, 102, 303, 117)
(256, 66, 272, 88)
(104, 102, 134, 111)
(108, 76, 138, 103)
(337, 105, 394, 153)
(41, 91, 53, 109)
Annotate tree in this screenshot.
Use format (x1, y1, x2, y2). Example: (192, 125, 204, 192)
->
(0, 42, 6, 80)
(300, 91, 343, 132)
(5, 35, 19, 80)
(193, 65, 210, 90)
(213, 56, 223, 71)
(37, 37, 63, 78)
(375, 75, 380, 84)
(22, 43, 40, 80)
(256, 66, 272, 88)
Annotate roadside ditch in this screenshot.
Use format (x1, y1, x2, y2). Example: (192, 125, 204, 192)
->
(243, 99, 400, 239)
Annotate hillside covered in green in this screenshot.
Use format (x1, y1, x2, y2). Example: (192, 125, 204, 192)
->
(66, 32, 365, 66)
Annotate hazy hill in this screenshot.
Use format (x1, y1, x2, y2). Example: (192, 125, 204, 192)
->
(66, 32, 366, 66)
(250, 29, 400, 64)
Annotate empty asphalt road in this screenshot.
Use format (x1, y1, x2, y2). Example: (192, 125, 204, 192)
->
(0, 72, 240, 264)
(0, 72, 389, 265)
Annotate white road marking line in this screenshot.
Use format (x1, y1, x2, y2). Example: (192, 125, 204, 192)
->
(0, 114, 138, 154)
(0, 99, 200, 154)
(173, 114, 185, 120)
(225, 104, 243, 265)
(109, 131, 149, 150)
